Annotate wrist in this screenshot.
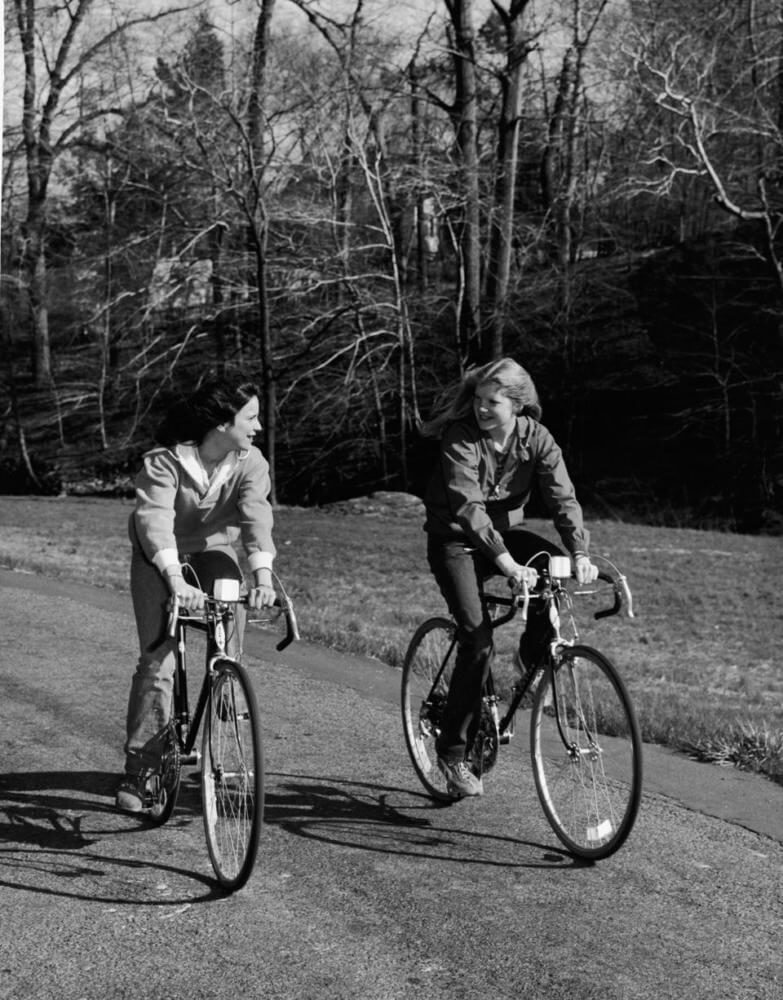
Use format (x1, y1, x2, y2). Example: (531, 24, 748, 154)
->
(494, 552, 514, 576)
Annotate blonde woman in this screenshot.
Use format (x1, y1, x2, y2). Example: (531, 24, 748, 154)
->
(422, 358, 598, 799)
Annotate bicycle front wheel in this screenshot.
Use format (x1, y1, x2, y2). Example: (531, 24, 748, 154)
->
(202, 658, 263, 891)
(530, 645, 642, 861)
(401, 617, 458, 801)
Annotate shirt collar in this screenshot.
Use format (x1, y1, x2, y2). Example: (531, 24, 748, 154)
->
(175, 444, 242, 498)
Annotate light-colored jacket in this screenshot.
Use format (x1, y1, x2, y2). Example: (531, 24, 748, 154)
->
(423, 415, 589, 559)
(129, 444, 275, 574)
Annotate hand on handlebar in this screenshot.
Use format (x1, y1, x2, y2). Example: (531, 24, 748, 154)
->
(247, 584, 277, 610)
(168, 577, 205, 612)
(507, 564, 539, 590)
(575, 555, 599, 585)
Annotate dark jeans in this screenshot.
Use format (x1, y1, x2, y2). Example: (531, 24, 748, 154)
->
(426, 529, 564, 764)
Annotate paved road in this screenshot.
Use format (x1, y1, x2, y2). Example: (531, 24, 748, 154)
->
(0, 570, 780, 1000)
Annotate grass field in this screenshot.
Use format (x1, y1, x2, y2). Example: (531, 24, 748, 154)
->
(1, 493, 781, 784)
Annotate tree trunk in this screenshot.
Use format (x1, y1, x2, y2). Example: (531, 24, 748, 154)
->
(486, 0, 532, 359)
(445, 0, 482, 365)
(409, 60, 431, 291)
(541, 45, 577, 266)
(248, 0, 277, 501)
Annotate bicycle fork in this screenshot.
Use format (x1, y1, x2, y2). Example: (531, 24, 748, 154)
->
(548, 654, 602, 764)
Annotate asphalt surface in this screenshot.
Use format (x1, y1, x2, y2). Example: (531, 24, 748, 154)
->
(0, 568, 780, 1000)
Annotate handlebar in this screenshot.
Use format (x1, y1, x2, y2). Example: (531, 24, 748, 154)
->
(507, 554, 634, 623)
(270, 588, 301, 651)
(167, 580, 300, 652)
(584, 563, 635, 620)
(590, 572, 623, 620)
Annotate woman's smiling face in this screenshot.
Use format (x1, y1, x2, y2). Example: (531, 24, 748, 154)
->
(225, 396, 261, 450)
(473, 381, 516, 435)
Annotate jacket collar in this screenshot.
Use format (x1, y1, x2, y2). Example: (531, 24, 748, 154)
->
(174, 444, 245, 498)
(515, 415, 532, 459)
(475, 415, 532, 460)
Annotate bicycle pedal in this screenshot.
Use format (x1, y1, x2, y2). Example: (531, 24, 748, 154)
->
(180, 750, 200, 766)
(499, 732, 513, 745)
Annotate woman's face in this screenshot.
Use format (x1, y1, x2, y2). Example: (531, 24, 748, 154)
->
(473, 381, 516, 435)
(225, 395, 262, 450)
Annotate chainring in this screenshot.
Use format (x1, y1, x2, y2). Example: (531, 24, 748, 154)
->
(148, 723, 181, 820)
(469, 699, 500, 777)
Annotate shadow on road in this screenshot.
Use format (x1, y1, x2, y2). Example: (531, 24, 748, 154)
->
(264, 771, 588, 870)
(0, 769, 226, 904)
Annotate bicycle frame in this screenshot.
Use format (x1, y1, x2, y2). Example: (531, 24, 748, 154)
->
(524, 574, 627, 733)
(418, 557, 632, 752)
(169, 604, 232, 764)
(167, 578, 300, 762)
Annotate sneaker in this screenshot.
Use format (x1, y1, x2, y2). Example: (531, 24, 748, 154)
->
(115, 773, 153, 813)
(437, 758, 484, 798)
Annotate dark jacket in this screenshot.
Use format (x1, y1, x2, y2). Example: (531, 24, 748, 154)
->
(423, 415, 589, 560)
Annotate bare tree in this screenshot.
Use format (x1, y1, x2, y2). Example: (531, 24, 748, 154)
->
(278, 0, 423, 488)
(247, 0, 278, 497)
(484, 0, 536, 358)
(444, 0, 483, 363)
(623, 0, 783, 522)
(628, 0, 783, 307)
(8, 0, 192, 388)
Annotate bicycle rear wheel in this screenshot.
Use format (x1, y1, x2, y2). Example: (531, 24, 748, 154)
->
(401, 617, 458, 801)
(202, 658, 263, 891)
(530, 644, 642, 860)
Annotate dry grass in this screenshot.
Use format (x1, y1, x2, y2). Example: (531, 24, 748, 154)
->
(1, 494, 781, 782)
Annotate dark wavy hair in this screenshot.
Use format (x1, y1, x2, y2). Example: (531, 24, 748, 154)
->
(155, 374, 260, 447)
(421, 358, 542, 438)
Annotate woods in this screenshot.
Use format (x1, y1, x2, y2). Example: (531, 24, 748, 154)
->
(2, 0, 782, 531)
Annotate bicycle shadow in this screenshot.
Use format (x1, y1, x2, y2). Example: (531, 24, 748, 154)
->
(264, 771, 589, 870)
(0, 770, 118, 843)
(0, 769, 224, 903)
(0, 769, 205, 825)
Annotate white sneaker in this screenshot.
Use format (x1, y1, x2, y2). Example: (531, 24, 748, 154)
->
(437, 759, 483, 798)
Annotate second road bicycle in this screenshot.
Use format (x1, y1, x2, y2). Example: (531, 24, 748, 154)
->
(401, 553, 642, 861)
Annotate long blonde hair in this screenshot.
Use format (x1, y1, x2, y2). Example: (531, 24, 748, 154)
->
(421, 358, 542, 438)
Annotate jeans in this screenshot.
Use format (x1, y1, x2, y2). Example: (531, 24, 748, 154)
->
(426, 528, 564, 765)
(124, 543, 245, 776)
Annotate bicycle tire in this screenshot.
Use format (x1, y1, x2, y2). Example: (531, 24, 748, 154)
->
(147, 723, 181, 826)
(202, 658, 263, 891)
(530, 644, 642, 861)
(401, 617, 459, 801)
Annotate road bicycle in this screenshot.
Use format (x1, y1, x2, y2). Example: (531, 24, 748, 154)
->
(143, 572, 299, 891)
(401, 553, 642, 861)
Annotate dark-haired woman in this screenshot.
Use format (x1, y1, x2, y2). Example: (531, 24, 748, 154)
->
(116, 375, 277, 813)
(422, 358, 598, 799)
